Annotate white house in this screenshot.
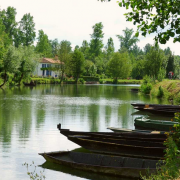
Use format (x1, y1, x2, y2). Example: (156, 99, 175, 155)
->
(34, 58, 61, 77)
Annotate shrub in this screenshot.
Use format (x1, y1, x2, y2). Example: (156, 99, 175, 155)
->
(78, 78, 85, 84)
(99, 79, 104, 84)
(157, 86, 164, 98)
(83, 76, 99, 81)
(140, 83, 152, 94)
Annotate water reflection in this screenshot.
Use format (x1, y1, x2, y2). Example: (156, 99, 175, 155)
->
(0, 84, 173, 180)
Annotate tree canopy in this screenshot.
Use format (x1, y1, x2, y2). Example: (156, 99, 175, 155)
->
(100, 0, 180, 44)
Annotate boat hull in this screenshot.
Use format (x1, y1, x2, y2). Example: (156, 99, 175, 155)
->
(67, 135, 165, 159)
(39, 151, 158, 179)
(134, 117, 178, 131)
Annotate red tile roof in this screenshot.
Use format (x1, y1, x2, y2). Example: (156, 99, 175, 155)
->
(40, 58, 61, 64)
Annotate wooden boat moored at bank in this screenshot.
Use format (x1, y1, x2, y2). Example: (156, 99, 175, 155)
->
(57, 124, 167, 142)
(131, 103, 180, 115)
(134, 116, 179, 131)
(107, 127, 167, 134)
(39, 151, 159, 179)
(67, 135, 165, 159)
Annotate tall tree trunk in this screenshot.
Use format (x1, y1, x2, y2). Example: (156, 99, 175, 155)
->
(0, 71, 7, 88)
(60, 71, 64, 84)
(76, 74, 79, 84)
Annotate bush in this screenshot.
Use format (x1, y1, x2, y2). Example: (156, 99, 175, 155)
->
(99, 79, 104, 84)
(83, 76, 99, 81)
(140, 83, 152, 94)
(78, 78, 85, 84)
(157, 86, 164, 98)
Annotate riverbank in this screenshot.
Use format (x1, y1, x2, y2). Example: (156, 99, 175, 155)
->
(150, 80, 180, 103)
(30, 77, 142, 85)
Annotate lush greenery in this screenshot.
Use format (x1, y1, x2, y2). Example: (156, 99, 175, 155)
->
(142, 113, 180, 180)
(1, 6, 180, 88)
(102, 0, 180, 44)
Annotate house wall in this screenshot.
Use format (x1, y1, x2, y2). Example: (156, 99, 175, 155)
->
(33, 63, 59, 77)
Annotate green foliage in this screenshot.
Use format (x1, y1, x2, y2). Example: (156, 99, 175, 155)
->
(89, 22, 104, 60)
(140, 83, 152, 94)
(117, 0, 180, 44)
(140, 75, 153, 94)
(104, 37, 115, 60)
(142, 136, 180, 180)
(157, 86, 164, 98)
(0, 6, 17, 41)
(116, 28, 139, 52)
(83, 76, 99, 81)
(131, 58, 145, 79)
(107, 52, 131, 83)
(32, 78, 60, 84)
(142, 113, 180, 180)
(23, 161, 45, 180)
(35, 30, 52, 57)
(145, 45, 167, 79)
(69, 49, 85, 83)
(157, 68, 166, 82)
(19, 13, 36, 46)
(78, 78, 85, 84)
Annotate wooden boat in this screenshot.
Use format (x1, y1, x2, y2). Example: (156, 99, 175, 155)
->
(57, 124, 167, 142)
(131, 88, 139, 92)
(131, 103, 180, 115)
(131, 103, 180, 110)
(67, 135, 165, 159)
(107, 127, 167, 134)
(39, 151, 159, 179)
(134, 116, 179, 131)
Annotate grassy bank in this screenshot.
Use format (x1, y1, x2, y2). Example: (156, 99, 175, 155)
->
(150, 79, 180, 102)
(30, 77, 142, 85)
(103, 79, 142, 84)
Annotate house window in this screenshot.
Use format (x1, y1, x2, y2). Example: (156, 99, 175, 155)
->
(42, 64, 46, 68)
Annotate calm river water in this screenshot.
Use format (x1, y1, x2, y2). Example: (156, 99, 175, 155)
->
(0, 84, 172, 180)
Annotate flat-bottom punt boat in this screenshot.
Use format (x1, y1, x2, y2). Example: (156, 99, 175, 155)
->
(107, 127, 167, 134)
(57, 124, 167, 142)
(39, 151, 159, 179)
(134, 116, 179, 131)
(131, 103, 180, 115)
(131, 103, 180, 110)
(67, 135, 165, 159)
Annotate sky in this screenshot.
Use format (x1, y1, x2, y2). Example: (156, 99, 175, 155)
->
(1, 0, 180, 55)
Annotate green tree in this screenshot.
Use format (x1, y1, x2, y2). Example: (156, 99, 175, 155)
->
(89, 22, 104, 61)
(58, 40, 72, 83)
(144, 43, 152, 55)
(144, 45, 167, 79)
(107, 52, 131, 83)
(166, 54, 175, 78)
(0, 18, 10, 65)
(15, 46, 39, 85)
(35, 30, 52, 57)
(131, 56, 145, 79)
(69, 49, 85, 83)
(0, 45, 21, 87)
(105, 37, 115, 60)
(19, 13, 36, 46)
(50, 38, 59, 57)
(0, 6, 17, 41)
(80, 40, 90, 59)
(116, 0, 180, 44)
(116, 28, 139, 52)
(84, 60, 97, 76)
